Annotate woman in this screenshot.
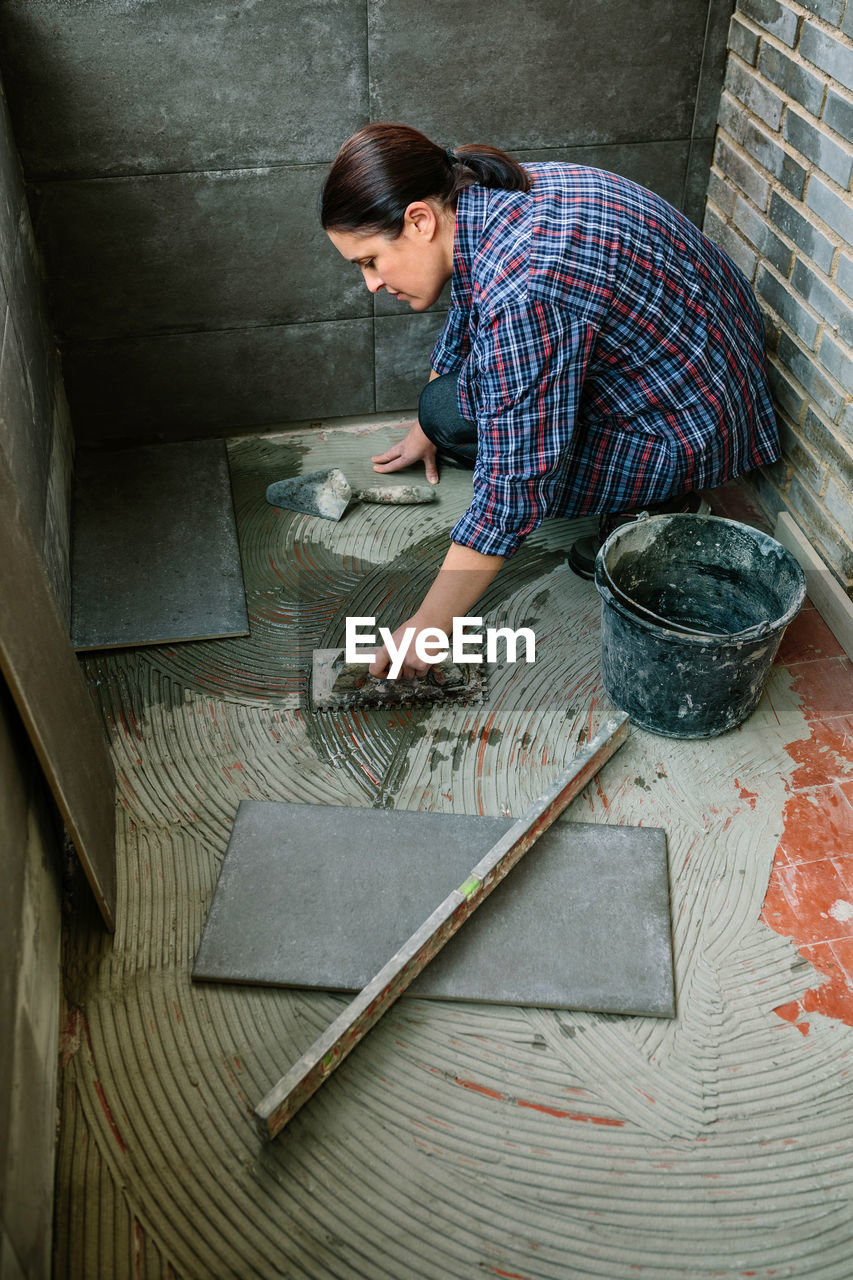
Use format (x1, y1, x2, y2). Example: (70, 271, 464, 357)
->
(321, 123, 779, 679)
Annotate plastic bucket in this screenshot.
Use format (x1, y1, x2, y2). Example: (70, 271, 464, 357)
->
(593, 513, 806, 738)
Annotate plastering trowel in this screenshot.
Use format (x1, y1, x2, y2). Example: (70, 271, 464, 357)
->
(266, 468, 438, 521)
(311, 647, 486, 710)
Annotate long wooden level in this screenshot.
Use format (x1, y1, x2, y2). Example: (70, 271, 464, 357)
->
(255, 712, 630, 1140)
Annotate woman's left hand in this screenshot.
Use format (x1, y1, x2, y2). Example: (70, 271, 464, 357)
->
(371, 420, 439, 485)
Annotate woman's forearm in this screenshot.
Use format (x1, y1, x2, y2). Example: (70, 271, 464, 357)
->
(413, 542, 504, 631)
(367, 542, 504, 677)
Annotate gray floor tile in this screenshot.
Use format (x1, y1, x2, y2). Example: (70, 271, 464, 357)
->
(71, 440, 248, 649)
(194, 800, 674, 1017)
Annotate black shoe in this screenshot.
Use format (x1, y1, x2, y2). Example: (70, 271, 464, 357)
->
(567, 492, 708, 580)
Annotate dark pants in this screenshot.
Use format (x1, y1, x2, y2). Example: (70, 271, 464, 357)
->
(418, 373, 478, 468)
(419, 371, 701, 522)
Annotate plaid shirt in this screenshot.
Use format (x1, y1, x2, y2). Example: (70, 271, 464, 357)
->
(430, 164, 779, 557)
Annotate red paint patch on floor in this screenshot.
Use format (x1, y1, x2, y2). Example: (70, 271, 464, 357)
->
(516, 1098, 624, 1126)
(735, 778, 759, 808)
(763, 702, 853, 1032)
(778, 785, 853, 864)
(786, 716, 853, 787)
(456, 1077, 505, 1101)
(93, 1079, 128, 1154)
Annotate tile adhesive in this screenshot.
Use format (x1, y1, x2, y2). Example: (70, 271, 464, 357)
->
(56, 421, 853, 1278)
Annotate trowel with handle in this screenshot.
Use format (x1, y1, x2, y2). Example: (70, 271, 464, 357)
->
(265, 467, 438, 521)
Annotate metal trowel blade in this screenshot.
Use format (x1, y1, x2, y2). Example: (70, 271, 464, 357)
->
(311, 648, 487, 711)
(266, 468, 352, 521)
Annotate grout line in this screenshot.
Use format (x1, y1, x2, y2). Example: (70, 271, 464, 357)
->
(681, 0, 717, 213)
(57, 308, 452, 350)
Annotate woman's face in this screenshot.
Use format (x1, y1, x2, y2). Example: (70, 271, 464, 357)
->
(328, 201, 454, 311)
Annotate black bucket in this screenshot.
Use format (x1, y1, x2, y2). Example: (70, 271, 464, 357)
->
(594, 513, 806, 739)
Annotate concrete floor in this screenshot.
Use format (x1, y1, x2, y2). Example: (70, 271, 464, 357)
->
(55, 419, 853, 1279)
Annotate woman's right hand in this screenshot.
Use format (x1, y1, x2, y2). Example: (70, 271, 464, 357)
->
(371, 420, 439, 485)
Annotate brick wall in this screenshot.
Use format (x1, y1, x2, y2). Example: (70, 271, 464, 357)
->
(705, 0, 853, 593)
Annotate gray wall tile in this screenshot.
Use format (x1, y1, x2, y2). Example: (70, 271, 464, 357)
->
(373, 277, 452, 318)
(0, 84, 24, 294)
(0, 684, 62, 1280)
(799, 21, 853, 95)
(0, 0, 369, 178)
(8, 212, 57, 434)
(516, 141, 690, 210)
(728, 15, 760, 65)
(0, 212, 61, 551)
(2, 0, 728, 441)
(737, 0, 800, 47)
(694, 0, 738, 137)
(63, 320, 376, 444)
(368, 0, 709, 149)
(33, 167, 370, 341)
(375, 313, 450, 411)
(824, 88, 853, 144)
(757, 42, 825, 117)
(684, 137, 716, 226)
(0, 311, 49, 547)
(769, 192, 835, 274)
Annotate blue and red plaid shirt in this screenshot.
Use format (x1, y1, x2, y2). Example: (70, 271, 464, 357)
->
(430, 163, 780, 557)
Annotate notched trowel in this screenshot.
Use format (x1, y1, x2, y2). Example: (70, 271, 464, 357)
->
(266, 468, 438, 522)
(311, 648, 487, 711)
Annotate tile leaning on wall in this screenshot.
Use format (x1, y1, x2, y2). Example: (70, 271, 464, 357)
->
(0, 80, 74, 615)
(0, 0, 734, 444)
(0, 73, 74, 1280)
(705, 0, 853, 593)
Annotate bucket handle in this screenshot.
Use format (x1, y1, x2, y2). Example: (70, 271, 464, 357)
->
(597, 555, 771, 641)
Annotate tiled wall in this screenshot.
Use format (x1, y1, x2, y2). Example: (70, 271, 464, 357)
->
(0, 75, 70, 1280)
(0, 80, 73, 615)
(0, 0, 734, 446)
(705, 0, 853, 591)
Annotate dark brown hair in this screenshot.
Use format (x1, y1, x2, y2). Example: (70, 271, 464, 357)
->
(320, 122, 532, 236)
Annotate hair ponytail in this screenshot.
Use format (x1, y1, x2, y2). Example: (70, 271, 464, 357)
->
(447, 144, 531, 202)
(321, 123, 531, 237)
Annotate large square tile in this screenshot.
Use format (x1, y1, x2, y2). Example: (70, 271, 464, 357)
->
(375, 312, 451, 411)
(0, 0, 369, 176)
(64, 319, 376, 444)
(32, 167, 370, 340)
(368, 0, 709, 150)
